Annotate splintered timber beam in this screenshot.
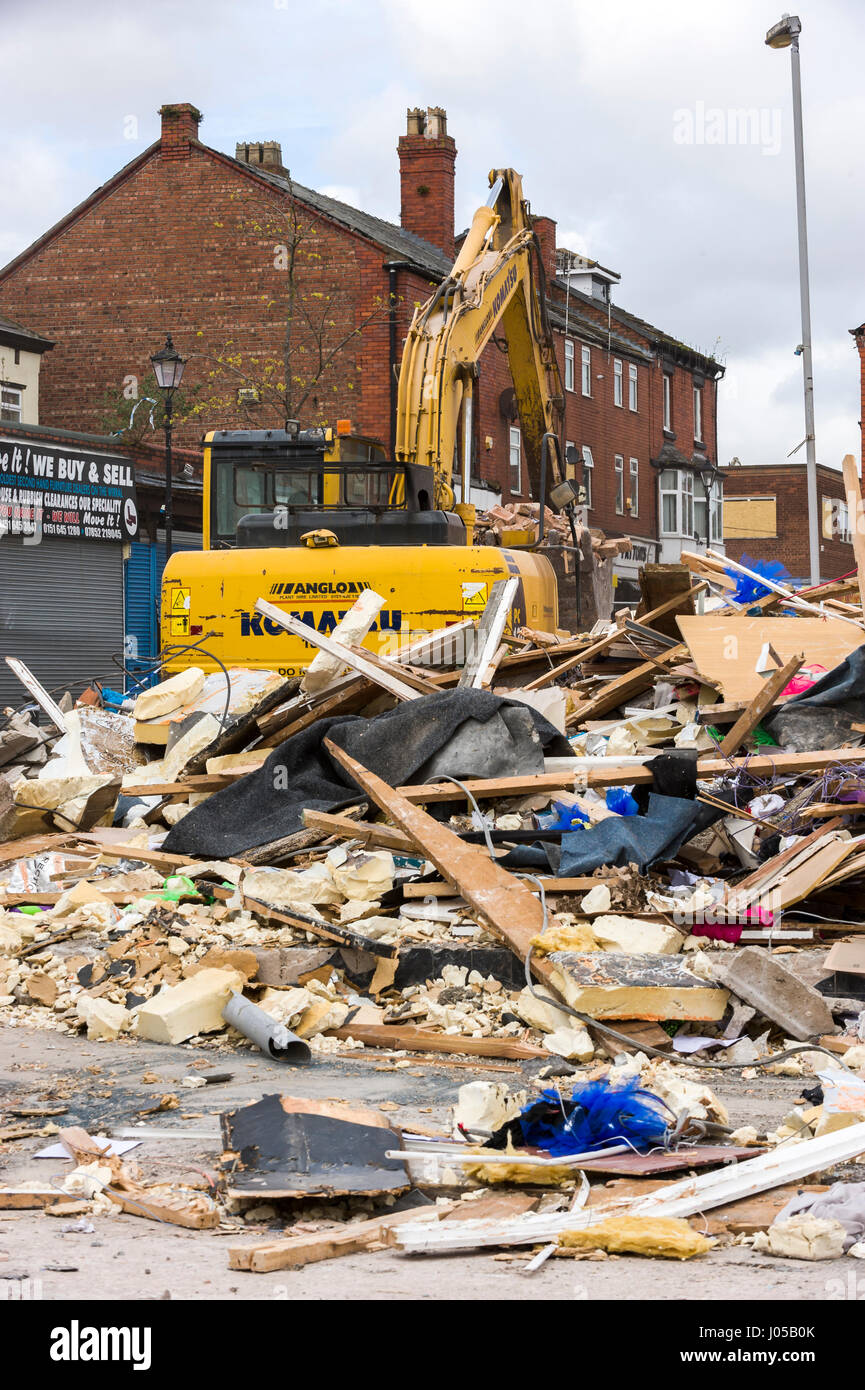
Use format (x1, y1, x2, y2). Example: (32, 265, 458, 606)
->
(842, 452, 865, 616)
(301, 808, 415, 852)
(394, 748, 862, 803)
(717, 652, 803, 757)
(254, 598, 421, 702)
(523, 583, 706, 692)
(323, 739, 558, 989)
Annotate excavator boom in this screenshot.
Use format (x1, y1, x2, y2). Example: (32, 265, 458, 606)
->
(395, 169, 565, 510)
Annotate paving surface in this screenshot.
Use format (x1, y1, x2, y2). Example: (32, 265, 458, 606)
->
(1, 1023, 863, 1301)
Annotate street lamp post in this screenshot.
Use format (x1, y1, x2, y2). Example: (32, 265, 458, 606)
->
(150, 334, 186, 562)
(765, 13, 820, 587)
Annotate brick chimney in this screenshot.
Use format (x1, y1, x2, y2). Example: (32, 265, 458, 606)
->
(159, 103, 203, 160)
(532, 215, 558, 281)
(398, 107, 456, 258)
(235, 141, 287, 175)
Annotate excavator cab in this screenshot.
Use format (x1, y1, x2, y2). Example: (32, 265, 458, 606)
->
(203, 426, 465, 550)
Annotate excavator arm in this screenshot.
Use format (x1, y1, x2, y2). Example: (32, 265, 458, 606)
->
(395, 169, 565, 511)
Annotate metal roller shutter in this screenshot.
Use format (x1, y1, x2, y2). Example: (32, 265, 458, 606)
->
(0, 536, 124, 712)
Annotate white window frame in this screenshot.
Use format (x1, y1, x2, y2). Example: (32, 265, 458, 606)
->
(613, 358, 623, 408)
(628, 363, 638, 412)
(693, 384, 703, 443)
(0, 384, 22, 423)
(710, 480, 723, 542)
(614, 454, 624, 514)
(660, 469, 679, 535)
(663, 374, 672, 431)
(629, 457, 639, 518)
(682, 470, 694, 536)
(581, 445, 594, 510)
(659, 468, 697, 536)
(509, 425, 522, 495)
(564, 339, 575, 392)
(581, 345, 591, 396)
(565, 440, 575, 479)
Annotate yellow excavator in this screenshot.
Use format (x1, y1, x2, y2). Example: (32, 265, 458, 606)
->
(161, 169, 577, 677)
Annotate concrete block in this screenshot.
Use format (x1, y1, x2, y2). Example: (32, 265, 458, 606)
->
(717, 947, 835, 1042)
(250, 946, 336, 986)
(549, 952, 729, 1022)
(133, 967, 244, 1044)
(133, 667, 205, 722)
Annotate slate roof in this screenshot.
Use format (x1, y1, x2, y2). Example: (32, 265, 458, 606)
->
(239, 159, 453, 277)
(0, 312, 54, 352)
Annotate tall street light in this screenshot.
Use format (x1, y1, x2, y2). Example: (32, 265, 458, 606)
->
(766, 13, 820, 587)
(150, 334, 186, 562)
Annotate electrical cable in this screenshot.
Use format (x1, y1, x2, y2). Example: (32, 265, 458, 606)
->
(2, 633, 234, 735)
(522, 939, 851, 1073)
(426, 737, 855, 1076)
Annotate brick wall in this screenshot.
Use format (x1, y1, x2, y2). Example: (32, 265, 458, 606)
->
(721, 463, 854, 584)
(0, 139, 414, 452)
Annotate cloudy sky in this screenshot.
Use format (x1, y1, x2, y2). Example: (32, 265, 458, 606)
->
(2, 0, 862, 471)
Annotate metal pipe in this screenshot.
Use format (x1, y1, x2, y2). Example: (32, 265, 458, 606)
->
(789, 32, 820, 588)
(384, 261, 410, 458)
(163, 394, 173, 562)
(462, 390, 473, 504)
(222, 993, 312, 1062)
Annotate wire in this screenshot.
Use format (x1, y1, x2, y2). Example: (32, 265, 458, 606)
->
(431, 775, 498, 859)
(2, 634, 233, 734)
(433, 762, 854, 1075)
(522, 940, 850, 1073)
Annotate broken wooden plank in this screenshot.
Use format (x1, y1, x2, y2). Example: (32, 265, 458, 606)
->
(254, 598, 421, 701)
(400, 876, 599, 898)
(331, 1023, 548, 1060)
(678, 614, 861, 702)
(397, 749, 865, 803)
(228, 1204, 452, 1272)
(323, 738, 557, 990)
(301, 808, 415, 853)
(57, 1127, 218, 1229)
(567, 644, 691, 723)
(347, 644, 441, 695)
(458, 576, 519, 689)
(718, 652, 803, 757)
(524, 585, 704, 692)
(4, 656, 67, 731)
(842, 452, 865, 615)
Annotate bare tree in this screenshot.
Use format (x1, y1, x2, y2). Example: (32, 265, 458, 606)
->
(192, 175, 393, 429)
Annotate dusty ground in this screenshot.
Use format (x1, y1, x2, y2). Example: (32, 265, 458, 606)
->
(0, 1023, 862, 1302)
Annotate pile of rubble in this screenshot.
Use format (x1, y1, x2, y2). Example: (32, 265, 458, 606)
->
(5, 545, 865, 1272)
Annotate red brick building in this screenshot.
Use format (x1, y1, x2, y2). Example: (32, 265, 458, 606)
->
(0, 102, 723, 583)
(721, 460, 856, 585)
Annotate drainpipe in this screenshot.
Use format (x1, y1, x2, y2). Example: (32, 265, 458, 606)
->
(384, 261, 410, 457)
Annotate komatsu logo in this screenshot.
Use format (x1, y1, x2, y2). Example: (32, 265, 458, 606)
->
(491, 262, 518, 317)
(268, 580, 371, 597)
(241, 609, 402, 637)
